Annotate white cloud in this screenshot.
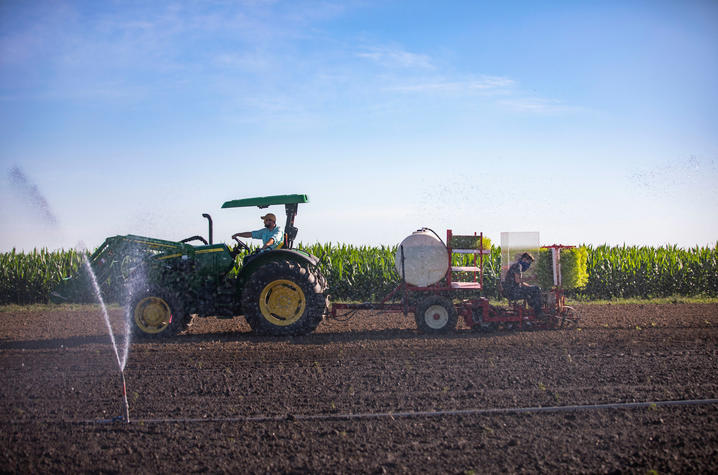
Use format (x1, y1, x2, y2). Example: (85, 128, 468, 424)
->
(213, 52, 272, 72)
(497, 97, 578, 114)
(388, 75, 516, 94)
(357, 46, 434, 69)
(353, 41, 579, 116)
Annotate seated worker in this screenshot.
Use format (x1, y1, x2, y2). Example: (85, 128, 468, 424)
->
(232, 213, 283, 263)
(503, 252, 544, 318)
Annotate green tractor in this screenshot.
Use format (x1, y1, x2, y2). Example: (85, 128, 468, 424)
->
(53, 194, 328, 337)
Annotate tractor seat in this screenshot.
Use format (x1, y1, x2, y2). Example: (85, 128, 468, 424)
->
(274, 233, 288, 250)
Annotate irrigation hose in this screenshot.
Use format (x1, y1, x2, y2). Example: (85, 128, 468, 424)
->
(332, 308, 360, 322)
(79, 397, 718, 425)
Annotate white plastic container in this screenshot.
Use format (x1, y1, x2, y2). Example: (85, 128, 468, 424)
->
(395, 230, 449, 287)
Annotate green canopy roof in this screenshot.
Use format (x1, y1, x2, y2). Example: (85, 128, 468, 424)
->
(221, 194, 309, 209)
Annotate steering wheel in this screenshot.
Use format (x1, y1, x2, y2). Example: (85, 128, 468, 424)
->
(231, 236, 251, 256)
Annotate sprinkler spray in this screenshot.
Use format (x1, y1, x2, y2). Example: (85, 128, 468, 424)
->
(81, 252, 132, 424)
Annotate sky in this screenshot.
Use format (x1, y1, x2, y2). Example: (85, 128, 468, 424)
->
(1, 0, 717, 251)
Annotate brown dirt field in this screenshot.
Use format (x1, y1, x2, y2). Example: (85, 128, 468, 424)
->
(1, 302, 717, 473)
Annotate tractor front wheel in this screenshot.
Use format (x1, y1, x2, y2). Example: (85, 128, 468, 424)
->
(129, 290, 190, 338)
(242, 260, 327, 336)
(415, 295, 458, 333)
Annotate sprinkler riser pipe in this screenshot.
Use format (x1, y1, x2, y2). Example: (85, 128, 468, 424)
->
(121, 371, 130, 423)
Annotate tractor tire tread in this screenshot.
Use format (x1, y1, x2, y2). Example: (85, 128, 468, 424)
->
(242, 260, 328, 336)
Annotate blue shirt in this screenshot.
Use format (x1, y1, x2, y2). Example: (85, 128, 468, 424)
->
(251, 225, 283, 249)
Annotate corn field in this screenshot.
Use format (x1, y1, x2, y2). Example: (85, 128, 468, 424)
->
(0, 248, 87, 305)
(1, 243, 716, 305)
(582, 244, 718, 299)
(298, 243, 401, 302)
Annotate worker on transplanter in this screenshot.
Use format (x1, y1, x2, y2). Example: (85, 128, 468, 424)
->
(503, 252, 545, 318)
(232, 213, 283, 262)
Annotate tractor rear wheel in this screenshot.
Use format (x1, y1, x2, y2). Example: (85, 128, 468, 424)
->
(129, 289, 191, 338)
(242, 260, 327, 336)
(415, 295, 457, 333)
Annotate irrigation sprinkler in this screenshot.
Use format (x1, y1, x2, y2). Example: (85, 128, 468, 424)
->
(81, 252, 132, 423)
(121, 370, 130, 423)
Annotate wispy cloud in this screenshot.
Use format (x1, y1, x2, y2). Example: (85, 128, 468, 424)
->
(0, 1, 580, 122)
(357, 46, 434, 69)
(356, 41, 577, 114)
(388, 75, 516, 94)
(387, 72, 577, 114)
(498, 97, 578, 113)
(0, 1, 353, 100)
(213, 52, 273, 72)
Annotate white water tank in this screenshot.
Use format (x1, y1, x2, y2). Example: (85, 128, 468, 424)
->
(395, 229, 449, 287)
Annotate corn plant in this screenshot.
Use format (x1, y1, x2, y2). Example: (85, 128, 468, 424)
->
(536, 247, 589, 290)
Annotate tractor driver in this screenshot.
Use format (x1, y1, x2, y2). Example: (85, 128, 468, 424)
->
(503, 252, 544, 318)
(232, 213, 283, 261)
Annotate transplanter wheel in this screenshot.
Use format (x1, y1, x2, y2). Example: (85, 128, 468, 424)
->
(473, 320, 498, 333)
(559, 306, 579, 329)
(471, 308, 499, 333)
(415, 295, 458, 333)
(129, 289, 189, 338)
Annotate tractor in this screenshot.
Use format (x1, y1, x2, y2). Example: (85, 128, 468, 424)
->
(53, 194, 328, 337)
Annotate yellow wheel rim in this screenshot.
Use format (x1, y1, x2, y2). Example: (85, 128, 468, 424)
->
(134, 296, 172, 334)
(258, 279, 306, 327)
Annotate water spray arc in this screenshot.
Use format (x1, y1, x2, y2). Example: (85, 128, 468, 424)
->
(82, 255, 131, 423)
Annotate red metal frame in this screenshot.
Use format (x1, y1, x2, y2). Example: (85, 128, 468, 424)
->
(446, 229, 487, 291)
(540, 244, 575, 315)
(329, 281, 438, 317)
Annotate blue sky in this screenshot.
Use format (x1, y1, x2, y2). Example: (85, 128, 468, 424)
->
(1, 0, 717, 251)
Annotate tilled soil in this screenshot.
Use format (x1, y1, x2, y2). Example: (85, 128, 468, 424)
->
(1, 302, 717, 473)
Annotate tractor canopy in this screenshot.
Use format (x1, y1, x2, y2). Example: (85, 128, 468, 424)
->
(221, 194, 309, 209)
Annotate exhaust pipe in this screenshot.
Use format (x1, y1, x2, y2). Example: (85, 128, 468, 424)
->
(202, 213, 213, 244)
